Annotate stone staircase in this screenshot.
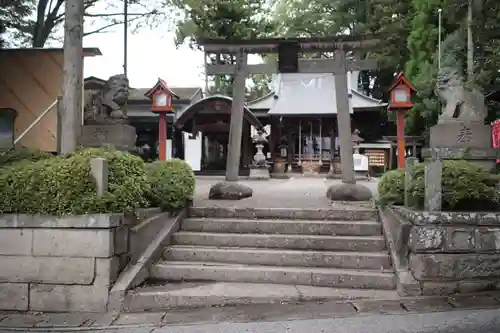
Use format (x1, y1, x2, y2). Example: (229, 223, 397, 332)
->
(124, 206, 396, 311)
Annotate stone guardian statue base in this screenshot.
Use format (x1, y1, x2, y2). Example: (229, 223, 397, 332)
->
(81, 74, 137, 151)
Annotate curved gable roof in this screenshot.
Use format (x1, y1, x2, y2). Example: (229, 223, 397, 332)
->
(175, 95, 263, 130)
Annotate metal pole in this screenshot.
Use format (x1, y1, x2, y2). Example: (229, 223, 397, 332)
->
(438, 8, 442, 72)
(123, 0, 128, 76)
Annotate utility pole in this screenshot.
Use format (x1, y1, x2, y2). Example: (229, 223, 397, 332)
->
(61, 0, 84, 154)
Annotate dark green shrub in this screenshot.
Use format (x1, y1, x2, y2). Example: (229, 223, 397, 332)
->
(0, 148, 52, 167)
(378, 161, 498, 210)
(377, 168, 405, 206)
(146, 159, 195, 212)
(0, 148, 149, 215)
(407, 160, 498, 210)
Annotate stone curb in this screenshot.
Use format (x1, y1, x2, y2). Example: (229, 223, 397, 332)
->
(2, 294, 500, 330)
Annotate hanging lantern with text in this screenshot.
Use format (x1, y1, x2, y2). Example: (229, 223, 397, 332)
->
(387, 72, 417, 169)
(144, 78, 180, 161)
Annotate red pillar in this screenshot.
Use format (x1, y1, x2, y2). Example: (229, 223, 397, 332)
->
(396, 110, 406, 169)
(158, 112, 167, 161)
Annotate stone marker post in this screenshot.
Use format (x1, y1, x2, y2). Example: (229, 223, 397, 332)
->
(404, 157, 418, 207)
(90, 157, 108, 197)
(424, 158, 442, 211)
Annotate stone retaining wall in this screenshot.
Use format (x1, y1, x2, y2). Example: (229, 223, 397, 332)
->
(387, 206, 500, 295)
(0, 208, 161, 312)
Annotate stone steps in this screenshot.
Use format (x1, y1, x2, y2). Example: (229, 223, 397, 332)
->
(188, 207, 378, 221)
(182, 217, 382, 236)
(164, 245, 392, 270)
(172, 231, 387, 252)
(151, 261, 396, 290)
(123, 282, 399, 312)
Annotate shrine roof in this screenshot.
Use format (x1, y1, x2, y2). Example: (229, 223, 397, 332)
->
(246, 73, 386, 115)
(83, 77, 202, 102)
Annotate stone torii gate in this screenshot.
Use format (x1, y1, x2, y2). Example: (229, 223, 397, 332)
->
(202, 37, 379, 200)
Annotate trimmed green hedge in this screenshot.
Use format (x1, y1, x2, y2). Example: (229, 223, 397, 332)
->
(146, 159, 195, 212)
(377, 168, 405, 206)
(0, 148, 149, 215)
(378, 160, 499, 211)
(0, 148, 52, 167)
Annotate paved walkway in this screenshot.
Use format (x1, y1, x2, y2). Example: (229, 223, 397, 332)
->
(194, 176, 379, 209)
(1, 293, 500, 331)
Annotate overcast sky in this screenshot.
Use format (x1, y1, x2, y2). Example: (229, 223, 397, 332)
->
(83, 28, 206, 89)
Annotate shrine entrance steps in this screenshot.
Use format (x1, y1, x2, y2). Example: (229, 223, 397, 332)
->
(123, 206, 397, 311)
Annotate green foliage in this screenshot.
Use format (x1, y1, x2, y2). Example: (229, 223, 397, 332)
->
(0, 148, 52, 167)
(169, 0, 275, 98)
(378, 160, 499, 211)
(145, 159, 195, 212)
(377, 168, 406, 206)
(0, 148, 149, 216)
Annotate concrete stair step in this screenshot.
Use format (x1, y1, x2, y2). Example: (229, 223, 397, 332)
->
(172, 232, 387, 252)
(151, 261, 396, 290)
(182, 218, 382, 236)
(189, 207, 378, 221)
(123, 282, 399, 312)
(164, 245, 391, 270)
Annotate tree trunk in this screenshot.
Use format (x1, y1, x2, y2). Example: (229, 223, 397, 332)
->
(60, 0, 84, 154)
(467, 0, 474, 81)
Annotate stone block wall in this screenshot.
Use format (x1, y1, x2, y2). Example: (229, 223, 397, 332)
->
(393, 206, 500, 295)
(0, 211, 159, 312)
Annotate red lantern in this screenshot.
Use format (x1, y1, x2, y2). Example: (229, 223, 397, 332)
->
(144, 78, 180, 160)
(388, 73, 417, 169)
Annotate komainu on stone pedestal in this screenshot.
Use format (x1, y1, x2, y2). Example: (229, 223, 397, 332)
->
(84, 74, 130, 125)
(82, 74, 137, 151)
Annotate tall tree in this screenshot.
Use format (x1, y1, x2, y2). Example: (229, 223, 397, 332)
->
(169, 0, 275, 98)
(5, 0, 165, 47)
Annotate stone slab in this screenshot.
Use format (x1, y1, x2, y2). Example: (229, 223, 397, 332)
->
(0, 256, 94, 284)
(95, 257, 120, 287)
(89, 313, 120, 327)
(30, 284, 109, 312)
(81, 124, 137, 151)
(0, 214, 124, 228)
(0, 283, 28, 311)
(34, 313, 95, 327)
(0, 314, 44, 328)
(410, 252, 500, 281)
(189, 206, 378, 221)
(351, 300, 405, 314)
(249, 168, 270, 180)
(394, 207, 500, 226)
(114, 313, 165, 326)
(401, 298, 453, 312)
(0, 229, 32, 255)
(448, 295, 500, 309)
(32, 228, 113, 257)
(429, 122, 492, 149)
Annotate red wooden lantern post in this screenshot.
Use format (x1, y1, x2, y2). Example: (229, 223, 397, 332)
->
(388, 73, 417, 169)
(144, 78, 180, 161)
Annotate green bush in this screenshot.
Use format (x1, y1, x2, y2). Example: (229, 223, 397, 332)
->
(377, 168, 405, 206)
(378, 160, 498, 210)
(408, 161, 498, 210)
(0, 148, 52, 167)
(0, 148, 149, 215)
(146, 159, 195, 212)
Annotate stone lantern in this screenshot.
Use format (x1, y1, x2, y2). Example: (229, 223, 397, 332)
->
(249, 129, 270, 180)
(351, 129, 364, 154)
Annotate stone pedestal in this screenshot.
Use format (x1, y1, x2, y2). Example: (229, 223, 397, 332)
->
(249, 167, 270, 180)
(429, 122, 495, 170)
(82, 124, 136, 151)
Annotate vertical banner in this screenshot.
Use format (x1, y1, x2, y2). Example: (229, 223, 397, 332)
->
(492, 120, 500, 163)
